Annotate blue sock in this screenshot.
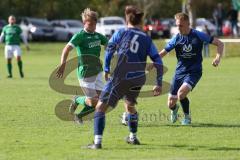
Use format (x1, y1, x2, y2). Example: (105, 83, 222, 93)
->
(94, 112, 105, 136)
(128, 112, 138, 134)
(180, 97, 189, 115)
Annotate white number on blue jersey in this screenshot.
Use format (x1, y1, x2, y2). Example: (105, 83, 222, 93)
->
(130, 35, 139, 53)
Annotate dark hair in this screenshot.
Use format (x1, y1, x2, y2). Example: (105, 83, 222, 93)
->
(125, 5, 144, 25)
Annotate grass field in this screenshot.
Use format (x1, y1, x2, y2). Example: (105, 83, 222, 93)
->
(0, 42, 240, 160)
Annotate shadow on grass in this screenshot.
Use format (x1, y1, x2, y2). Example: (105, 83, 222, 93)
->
(160, 123, 240, 128)
(156, 144, 240, 151)
(209, 147, 240, 151)
(191, 123, 240, 128)
(99, 144, 240, 152)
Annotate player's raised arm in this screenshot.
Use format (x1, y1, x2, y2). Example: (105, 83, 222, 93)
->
(211, 37, 224, 67)
(56, 44, 73, 78)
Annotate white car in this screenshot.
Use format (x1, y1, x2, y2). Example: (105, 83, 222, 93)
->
(170, 18, 217, 36)
(96, 16, 126, 38)
(18, 17, 55, 41)
(51, 20, 83, 41)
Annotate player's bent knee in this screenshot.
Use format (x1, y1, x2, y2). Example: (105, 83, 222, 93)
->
(126, 106, 136, 114)
(177, 89, 189, 100)
(95, 101, 108, 113)
(86, 97, 99, 107)
(178, 92, 186, 100)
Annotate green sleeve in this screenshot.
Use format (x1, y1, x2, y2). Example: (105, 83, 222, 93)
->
(99, 33, 108, 45)
(69, 33, 82, 47)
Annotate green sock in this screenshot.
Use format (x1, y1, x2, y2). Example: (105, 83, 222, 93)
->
(75, 96, 95, 118)
(77, 105, 95, 118)
(7, 63, 12, 76)
(75, 96, 86, 106)
(17, 60, 23, 73)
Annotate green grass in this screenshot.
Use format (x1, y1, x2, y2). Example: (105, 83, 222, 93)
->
(0, 41, 240, 160)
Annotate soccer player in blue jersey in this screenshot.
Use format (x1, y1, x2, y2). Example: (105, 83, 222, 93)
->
(159, 13, 224, 125)
(87, 5, 163, 149)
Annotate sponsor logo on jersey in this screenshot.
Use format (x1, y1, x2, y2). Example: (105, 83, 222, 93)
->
(183, 44, 192, 52)
(88, 40, 101, 48)
(181, 44, 196, 58)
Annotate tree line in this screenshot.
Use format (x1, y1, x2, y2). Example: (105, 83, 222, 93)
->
(0, 0, 230, 20)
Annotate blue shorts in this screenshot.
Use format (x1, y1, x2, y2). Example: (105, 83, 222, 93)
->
(99, 76, 145, 107)
(169, 72, 202, 98)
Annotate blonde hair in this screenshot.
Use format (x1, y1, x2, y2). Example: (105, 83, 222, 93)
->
(81, 8, 98, 22)
(174, 12, 189, 22)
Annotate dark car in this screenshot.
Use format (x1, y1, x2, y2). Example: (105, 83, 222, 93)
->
(0, 19, 7, 33)
(18, 17, 55, 41)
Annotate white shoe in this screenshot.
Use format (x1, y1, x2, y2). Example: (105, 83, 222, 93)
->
(181, 114, 191, 125)
(170, 105, 179, 123)
(121, 112, 128, 126)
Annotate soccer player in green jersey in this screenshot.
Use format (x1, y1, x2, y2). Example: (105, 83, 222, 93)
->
(0, 15, 29, 78)
(56, 8, 109, 123)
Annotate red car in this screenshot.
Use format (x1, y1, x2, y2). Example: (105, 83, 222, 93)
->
(143, 19, 170, 39)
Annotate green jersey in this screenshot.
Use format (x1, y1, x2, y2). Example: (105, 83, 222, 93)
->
(69, 29, 108, 78)
(2, 24, 22, 45)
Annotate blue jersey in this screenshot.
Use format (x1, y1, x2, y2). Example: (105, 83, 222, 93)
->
(165, 29, 213, 74)
(104, 28, 163, 86)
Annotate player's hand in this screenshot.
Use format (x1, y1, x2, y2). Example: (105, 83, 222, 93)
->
(146, 63, 154, 71)
(153, 85, 162, 96)
(212, 56, 221, 67)
(104, 72, 110, 81)
(56, 64, 65, 78)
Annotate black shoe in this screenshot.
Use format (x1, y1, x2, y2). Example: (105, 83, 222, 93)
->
(20, 71, 24, 78)
(7, 75, 12, 78)
(86, 143, 102, 149)
(73, 114, 83, 125)
(125, 136, 140, 145)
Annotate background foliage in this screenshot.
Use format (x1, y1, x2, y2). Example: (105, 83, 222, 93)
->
(0, 0, 232, 20)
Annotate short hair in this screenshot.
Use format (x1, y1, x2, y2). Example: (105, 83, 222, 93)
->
(9, 15, 16, 19)
(174, 12, 189, 22)
(125, 5, 144, 25)
(81, 8, 98, 22)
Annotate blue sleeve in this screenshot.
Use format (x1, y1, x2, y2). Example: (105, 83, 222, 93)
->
(195, 30, 214, 44)
(149, 43, 163, 86)
(104, 29, 124, 73)
(164, 35, 177, 52)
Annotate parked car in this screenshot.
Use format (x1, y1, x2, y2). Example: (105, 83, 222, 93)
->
(170, 18, 217, 36)
(51, 20, 83, 41)
(96, 16, 126, 38)
(18, 17, 55, 41)
(143, 19, 170, 39)
(0, 19, 7, 33)
(196, 18, 217, 36)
